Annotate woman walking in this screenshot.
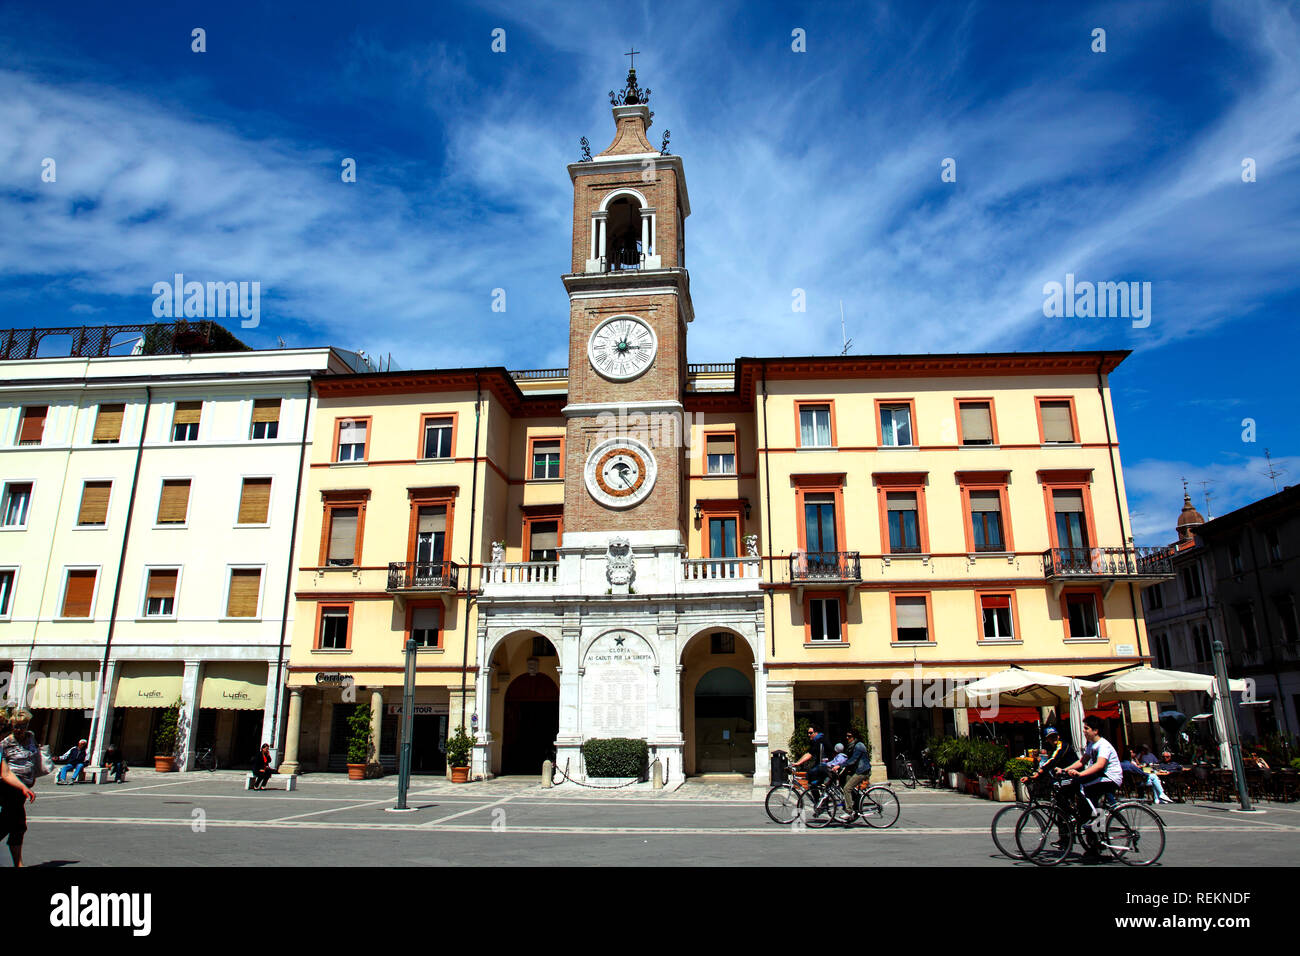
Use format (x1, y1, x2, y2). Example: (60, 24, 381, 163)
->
(0, 708, 40, 867)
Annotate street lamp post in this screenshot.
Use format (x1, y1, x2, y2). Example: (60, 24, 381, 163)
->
(1212, 639, 1254, 812)
(396, 638, 417, 811)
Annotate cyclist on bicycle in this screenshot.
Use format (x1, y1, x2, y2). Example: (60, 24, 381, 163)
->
(1023, 726, 1073, 795)
(791, 724, 834, 787)
(840, 729, 872, 801)
(1058, 715, 1122, 842)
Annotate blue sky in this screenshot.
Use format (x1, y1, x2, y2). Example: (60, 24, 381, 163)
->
(1, 0, 1297, 543)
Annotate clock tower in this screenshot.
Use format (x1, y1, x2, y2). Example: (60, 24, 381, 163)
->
(562, 63, 693, 541)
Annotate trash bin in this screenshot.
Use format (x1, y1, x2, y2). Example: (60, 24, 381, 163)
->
(771, 749, 789, 785)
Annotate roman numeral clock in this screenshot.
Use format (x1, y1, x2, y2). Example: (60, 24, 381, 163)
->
(583, 314, 659, 509)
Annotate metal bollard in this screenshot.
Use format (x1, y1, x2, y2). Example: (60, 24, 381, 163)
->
(651, 759, 663, 790)
(542, 759, 553, 788)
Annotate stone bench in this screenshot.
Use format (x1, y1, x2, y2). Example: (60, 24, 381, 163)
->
(245, 772, 296, 791)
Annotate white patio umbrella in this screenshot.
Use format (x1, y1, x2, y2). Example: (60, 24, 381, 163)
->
(941, 667, 1099, 753)
(1093, 666, 1247, 702)
(1208, 680, 1234, 768)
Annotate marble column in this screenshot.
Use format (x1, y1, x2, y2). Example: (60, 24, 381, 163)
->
(448, 684, 475, 779)
(260, 661, 281, 763)
(6, 659, 31, 707)
(955, 706, 970, 737)
(865, 681, 886, 783)
(368, 687, 384, 776)
(279, 688, 303, 775)
(766, 679, 795, 761)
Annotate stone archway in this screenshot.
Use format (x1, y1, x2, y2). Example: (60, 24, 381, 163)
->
(501, 673, 559, 776)
(681, 630, 756, 776)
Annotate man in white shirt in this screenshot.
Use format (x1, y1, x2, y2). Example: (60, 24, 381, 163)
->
(1060, 715, 1123, 833)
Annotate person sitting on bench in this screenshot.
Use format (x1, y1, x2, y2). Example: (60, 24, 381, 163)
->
(102, 742, 127, 783)
(250, 743, 274, 790)
(56, 739, 89, 785)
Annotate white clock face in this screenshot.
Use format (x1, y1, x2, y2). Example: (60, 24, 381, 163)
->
(588, 315, 657, 380)
(584, 437, 657, 509)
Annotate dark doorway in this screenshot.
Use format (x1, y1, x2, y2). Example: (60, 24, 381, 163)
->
(231, 711, 264, 769)
(693, 667, 755, 774)
(410, 714, 448, 774)
(502, 675, 558, 775)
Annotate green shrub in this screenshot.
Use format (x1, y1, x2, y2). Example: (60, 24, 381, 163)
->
(788, 718, 813, 761)
(445, 725, 474, 768)
(346, 704, 372, 765)
(582, 738, 648, 778)
(1004, 757, 1033, 781)
(153, 698, 182, 756)
(1290, 757, 1300, 772)
(963, 739, 1006, 778)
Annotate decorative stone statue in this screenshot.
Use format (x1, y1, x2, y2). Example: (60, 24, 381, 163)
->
(605, 536, 635, 589)
(491, 541, 505, 565)
(744, 533, 759, 558)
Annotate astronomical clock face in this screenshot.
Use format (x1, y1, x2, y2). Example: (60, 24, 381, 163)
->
(584, 437, 657, 509)
(588, 315, 657, 380)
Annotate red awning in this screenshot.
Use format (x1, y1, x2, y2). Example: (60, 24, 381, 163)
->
(967, 706, 1041, 724)
(1086, 703, 1120, 719)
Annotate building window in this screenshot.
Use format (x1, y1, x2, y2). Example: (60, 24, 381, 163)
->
(886, 491, 921, 553)
(957, 401, 994, 445)
(808, 597, 843, 643)
(1193, 625, 1213, 663)
(797, 403, 833, 448)
(422, 416, 454, 459)
(711, 632, 735, 654)
(250, 399, 280, 440)
(326, 507, 361, 566)
(531, 439, 561, 479)
(156, 479, 192, 525)
(61, 568, 97, 618)
(1180, 565, 1203, 599)
(709, 517, 738, 559)
(1276, 596, 1298, 646)
(226, 568, 262, 618)
(413, 505, 447, 567)
(1038, 399, 1076, 443)
(171, 401, 202, 442)
(410, 605, 441, 648)
(144, 569, 178, 617)
(969, 490, 1005, 552)
(894, 595, 930, 643)
(1153, 632, 1170, 669)
(336, 419, 368, 462)
(1265, 527, 1282, 562)
(706, 433, 737, 475)
(76, 481, 111, 526)
(803, 492, 838, 556)
(980, 594, 1015, 641)
(1229, 542, 1243, 575)
(528, 520, 559, 562)
(878, 403, 914, 447)
(0, 570, 14, 617)
(532, 635, 556, 657)
(237, 478, 272, 525)
(1237, 604, 1258, 653)
(1145, 582, 1164, 611)
(92, 403, 124, 444)
(1052, 489, 1089, 554)
(17, 406, 47, 446)
(1065, 592, 1100, 639)
(1, 482, 31, 528)
(318, 605, 351, 649)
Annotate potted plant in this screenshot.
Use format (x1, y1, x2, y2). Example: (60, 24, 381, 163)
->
(345, 703, 372, 780)
(446, 725, 474, 782)
(1005, 757, 1034, 802)
(153, 698, 181, 772)
(788, 718, 812, 782)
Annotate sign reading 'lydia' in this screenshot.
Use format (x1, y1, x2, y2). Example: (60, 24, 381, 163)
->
(582, 631, 655, 739)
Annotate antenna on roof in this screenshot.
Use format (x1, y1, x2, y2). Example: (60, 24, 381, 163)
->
(1261, 448, 1286, 493)
(839, 300, 853, 355)
(1195, 479, 1216, 519)
(276, 336, 286, 349)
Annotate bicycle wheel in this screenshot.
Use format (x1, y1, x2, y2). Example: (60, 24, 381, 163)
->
(1105, 802, 1166, 866)
(1016, 806, 1072, 866)
(765, 784, 803, 825)
(795, 786, 837, 828)
(859, 785, 900, 828)
(991, 802, 1030, 859)
(905, 762, 919, 790)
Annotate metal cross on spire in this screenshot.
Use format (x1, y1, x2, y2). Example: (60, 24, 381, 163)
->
(625, 47, 640, 69)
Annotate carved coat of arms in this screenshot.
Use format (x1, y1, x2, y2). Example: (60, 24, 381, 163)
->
(605, 536, 635, 586)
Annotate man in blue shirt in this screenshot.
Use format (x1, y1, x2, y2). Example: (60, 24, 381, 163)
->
(840, 729, 872, 801)
(791, 724, 834, 786)
(57, 739, 89, 785)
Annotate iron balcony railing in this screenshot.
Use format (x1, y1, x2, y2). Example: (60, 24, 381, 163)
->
(789, 551, 862, 582)
(602, 247, 645, 272)
(387, 561, 459, 591)
(1042, 547, 1174, 578)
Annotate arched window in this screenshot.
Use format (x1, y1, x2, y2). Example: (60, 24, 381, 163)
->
(605, 196, 643, 270)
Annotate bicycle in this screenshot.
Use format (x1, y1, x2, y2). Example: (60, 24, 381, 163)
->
(893, 738, 919, 790)
(990, 774, 1053, 859)
(1014, 776, 1166, 866)
(765, 771, 809, 824)
(192, 745, 219, 772)
(794, 773, 901, 829)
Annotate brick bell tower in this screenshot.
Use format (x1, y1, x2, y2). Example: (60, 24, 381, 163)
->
(561, 62, 694, 547)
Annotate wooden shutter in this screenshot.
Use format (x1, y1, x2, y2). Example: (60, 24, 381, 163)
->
(896, 596, 928, 629)
(981, 594, 1010, 610)
(77, 481, 111, 525)
(530, 521, 558, 553)
(157, 480, 191, 523)
(886, 491, 916, 511)
(147, 569, 178, 600)
(1040, 402, 1074, 442)
(1053, 489, 1084, 513)
(417, 506, 446, 535)
(706, 434, 736, 457)
(61, 569, 97, 617)
(969, 489, 1000, 512)
(226, 569, 261, 617)
(18, 406, 47, 444)
(252, 399, 281, 423)
(92, 403, 125, 442)
(412, 606, 440, 632)
(172, 401, 202, 425)
(328, 508, 359, 563)
(959, 403, 993, 442)
(237, 478, 272, 524)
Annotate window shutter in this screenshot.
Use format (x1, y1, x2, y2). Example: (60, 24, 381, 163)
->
(19, 406, 47, 444)
(77, 481, 112, 525)
(237, 478, 272, 524)
(706, 434, 736, 457)
(93, 403, 125, 442)
(338, 420, 366, 446)
(896, 596, 928, 629)
(226, 569, 261, 617)
(172, 401, 202, 426)
(412, 606, 440, 631)
(1053, 489, 1084, 513)
(328, 508, 359, 563)
(147, 569, 178, 600)
(969, 489, 1000, 512)
(886, 491, 917, 511)
(959, 403, 992, 442)
(417, 506, 446, 535)
(157, 480, 191, 523)
(252, 399, 281, 424)
(62, 570, 97, 617)
(530, 521, 558, 553)
(981, 594, 1010, 610)
(1040, 402, 1074, 442)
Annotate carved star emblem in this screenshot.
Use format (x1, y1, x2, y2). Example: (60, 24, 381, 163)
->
(614, 636, 625, 646)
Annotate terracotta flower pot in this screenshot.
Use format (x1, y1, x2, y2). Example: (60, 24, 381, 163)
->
(153, 755, 176, 773)
(346, 763, 366, 780)
(450, 765, 470, 783)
